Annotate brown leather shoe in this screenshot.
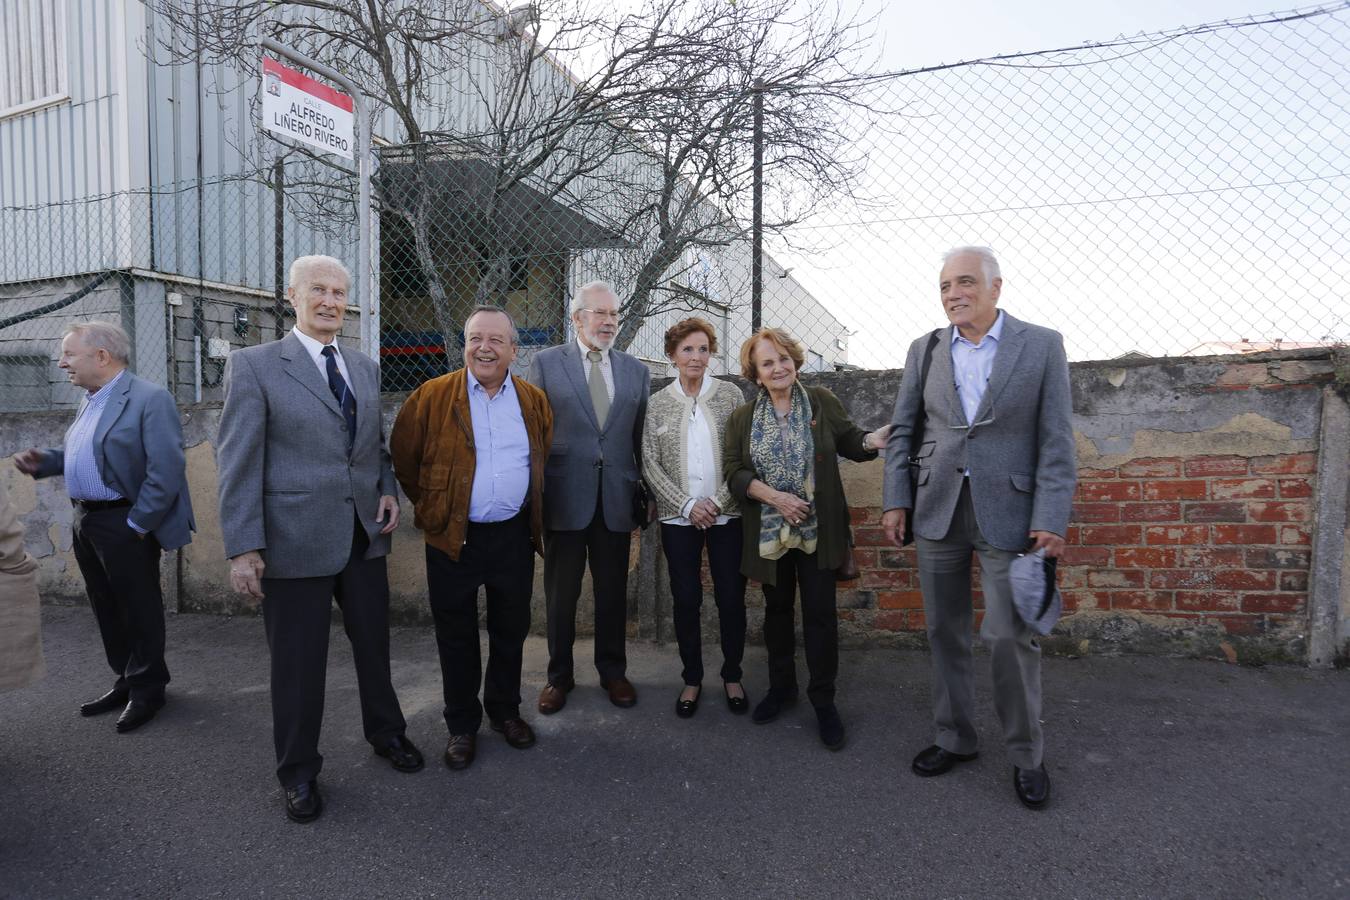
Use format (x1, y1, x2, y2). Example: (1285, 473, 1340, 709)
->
(443, 733, 476, 770)
(537, 679, 574, 715)
(602, 676, 637, 708)
(491, 717, 536, 749)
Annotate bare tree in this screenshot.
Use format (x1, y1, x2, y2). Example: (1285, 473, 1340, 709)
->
(150, 0, 875, 360)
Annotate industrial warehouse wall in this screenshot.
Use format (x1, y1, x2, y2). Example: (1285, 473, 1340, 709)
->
(2, 348, 1346, 666)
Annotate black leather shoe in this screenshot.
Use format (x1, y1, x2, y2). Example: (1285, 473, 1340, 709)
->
(374, 734, 425, 773)
(815, 704, 846, 751)
(115, 697, 165, 733)
(1014, 764, 1051, 809)
(911, 744, 979, 777)
(80, 688, 129, 717)
(675, 686, 701, 719)
(723, 683, 749, 715)
(285, 780, 323, 824)
(490, 718, 536, 749)
(751, 689, 798, 724)
(444, 734, 477, 770)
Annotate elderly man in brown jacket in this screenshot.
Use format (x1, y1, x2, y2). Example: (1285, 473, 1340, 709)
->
(391, 306, 553, 771)
(0, 477, 44, 693)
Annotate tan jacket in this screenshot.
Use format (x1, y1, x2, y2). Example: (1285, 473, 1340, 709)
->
(0, 479, 44, 692)
(391, 369, 553, 561)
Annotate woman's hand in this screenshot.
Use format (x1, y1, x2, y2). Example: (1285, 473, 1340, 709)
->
(771, 491, 811, 526)
(864, 424, 892, 452)
(689, 498, 720, 530)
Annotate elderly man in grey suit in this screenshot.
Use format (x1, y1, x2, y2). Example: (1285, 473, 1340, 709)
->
(882, 246, 1075, 809)
(14, 321, 194, 733)
(527, 281, 651, 713)
(217, 255, 423, 825)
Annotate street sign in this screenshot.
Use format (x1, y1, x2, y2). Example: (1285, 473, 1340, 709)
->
(261, 56, 354, 160)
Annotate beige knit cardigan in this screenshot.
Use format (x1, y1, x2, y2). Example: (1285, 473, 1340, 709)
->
(641, 377, 744, 521)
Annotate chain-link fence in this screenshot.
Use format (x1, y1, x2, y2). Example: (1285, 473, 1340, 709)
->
(1, 3, 1347, 410)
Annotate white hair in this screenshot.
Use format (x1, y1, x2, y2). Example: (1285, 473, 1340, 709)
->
(63, 321, 130, 363)
(571, 280, 619, 315)
(289, 254, 350, 288)
(942, 246, 1001, 286)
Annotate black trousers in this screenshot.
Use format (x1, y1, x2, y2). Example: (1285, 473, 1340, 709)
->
(260, 518, 407, 789)
(761, 549, 838, 708)
(660, 521, 746, 685)
(543, 494, 631, 685)
(70, 506, 170, 702)
(426, 510, 534, 735)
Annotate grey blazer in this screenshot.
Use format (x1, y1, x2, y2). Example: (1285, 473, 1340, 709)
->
(882, 312, 1076, 551)
(216, 333, 397, 579)
(33, 372, 195, 550)
(526, 341, 650, 532)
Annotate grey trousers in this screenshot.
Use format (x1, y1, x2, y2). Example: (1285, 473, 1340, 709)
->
(916, 481, 1043, 769)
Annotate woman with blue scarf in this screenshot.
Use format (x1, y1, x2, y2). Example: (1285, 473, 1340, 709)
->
(723, 328, 890, 750)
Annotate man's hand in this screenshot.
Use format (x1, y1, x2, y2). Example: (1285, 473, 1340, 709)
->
(229, 551, 266, 600)
(882, 508, 908, 548)
(689, 498, 720, 530)
(12, 448, 43, 476)
(376, 495, 400, 534)
(1029, 530, 1066, 558)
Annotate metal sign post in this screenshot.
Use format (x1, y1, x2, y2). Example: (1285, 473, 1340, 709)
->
(260, 38, 377, 363)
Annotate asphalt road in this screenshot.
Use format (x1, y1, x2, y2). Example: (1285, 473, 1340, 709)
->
(1, 606, 1346, 899)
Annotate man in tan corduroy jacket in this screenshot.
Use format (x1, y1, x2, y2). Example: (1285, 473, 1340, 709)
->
(390, 306, 552, 771)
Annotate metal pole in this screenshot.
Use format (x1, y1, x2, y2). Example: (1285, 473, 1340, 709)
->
(272, 159, 285, 340)
(751, 81, 763, 333)
(259, 38, 376, 363)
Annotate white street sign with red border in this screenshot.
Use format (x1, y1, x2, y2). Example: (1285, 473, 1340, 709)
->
(261, 57, 354, 160)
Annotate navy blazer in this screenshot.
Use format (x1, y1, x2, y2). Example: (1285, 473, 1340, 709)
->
(34, 372, 195, 550)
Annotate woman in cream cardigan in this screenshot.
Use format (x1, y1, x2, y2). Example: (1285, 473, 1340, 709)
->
(642, 317, 749, 718)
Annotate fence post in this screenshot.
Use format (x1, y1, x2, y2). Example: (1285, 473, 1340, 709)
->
(272, 159, 285, 340)
(751, 80, 763, 333)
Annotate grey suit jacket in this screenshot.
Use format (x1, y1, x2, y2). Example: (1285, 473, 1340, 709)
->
(882, 312, 1076, 551)
(216, 333, 397, 579)
(526, 341, 650, 532)
(33, 372, 195, 550)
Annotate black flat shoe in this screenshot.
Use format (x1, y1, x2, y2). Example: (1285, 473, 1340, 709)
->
(285, 779, 323, 824)
(374, 734, 425, 773)
(911, 744, 979, 777)
(723, 683, 749, 714)
(675, 686, 701, 719)
(80, 688, 129, 717)
(1014, 764, 1051, 809)
(115, 697, 165, 733)
(751, 689, 797, 724)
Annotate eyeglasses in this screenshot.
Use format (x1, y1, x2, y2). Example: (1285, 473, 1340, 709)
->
(580, 308, 621, 321)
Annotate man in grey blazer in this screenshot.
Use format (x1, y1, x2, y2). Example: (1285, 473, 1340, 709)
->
(882, 247, 1076, 809)
(217, 255, 423, 824)
(527, 281, 650, 713)
(14, 321, 194, 733)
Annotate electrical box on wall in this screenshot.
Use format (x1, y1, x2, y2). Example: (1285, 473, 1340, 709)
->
(207, 338, 231, 360)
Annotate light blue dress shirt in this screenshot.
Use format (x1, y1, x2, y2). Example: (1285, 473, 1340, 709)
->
(951, 309, 1004, 427)
(466, 369, 531, 523)
(64, 369, 146, 532)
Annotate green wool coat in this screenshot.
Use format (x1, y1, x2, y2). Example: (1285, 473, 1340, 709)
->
(723, 385, 877, 586)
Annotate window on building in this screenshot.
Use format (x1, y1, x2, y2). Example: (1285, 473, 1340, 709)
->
(0, 355, 50, 411)
(0, 0, 68, 120)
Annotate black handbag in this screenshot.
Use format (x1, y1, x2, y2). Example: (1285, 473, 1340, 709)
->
(632, 480, 653, 529)
(902, 330, 943, 546)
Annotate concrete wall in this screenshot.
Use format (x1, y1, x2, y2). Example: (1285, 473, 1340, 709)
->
(3, 347, 1346, 666)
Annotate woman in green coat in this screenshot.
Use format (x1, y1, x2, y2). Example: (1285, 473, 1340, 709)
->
(724, 327, 890, 751)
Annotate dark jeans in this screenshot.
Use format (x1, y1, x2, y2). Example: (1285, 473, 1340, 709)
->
(761, 549, 838, 708)
(70, 505, 170, 702)
(426, 510, 535, 735)
(660, 521, 746, 686)
(543, 494, 631, 685)
(260, 517, 407, 789)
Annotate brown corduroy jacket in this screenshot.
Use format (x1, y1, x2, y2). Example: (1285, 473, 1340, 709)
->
(391, 369, 553, 561)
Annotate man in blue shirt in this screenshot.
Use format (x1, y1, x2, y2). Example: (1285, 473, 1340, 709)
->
(391, 307, 553, 771)
(14, 321, 194, 733)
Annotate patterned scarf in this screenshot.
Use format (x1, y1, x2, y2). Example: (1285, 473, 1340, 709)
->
(749, 382, 817, 559)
